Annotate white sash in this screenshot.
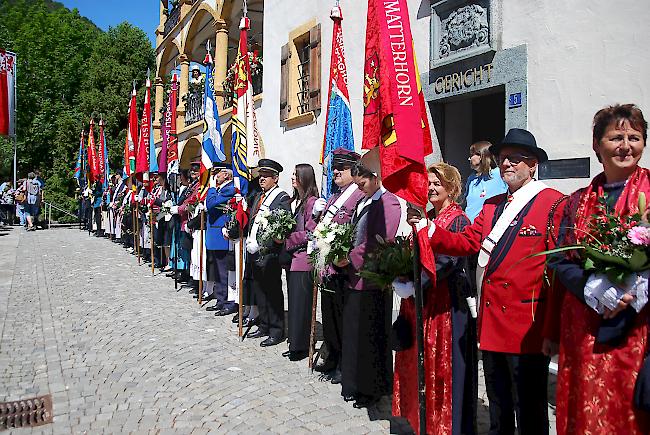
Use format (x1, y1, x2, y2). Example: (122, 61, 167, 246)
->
(250, 186, 284, 242)
(476, 180, 548, 294)
(322, 183, 359, 225)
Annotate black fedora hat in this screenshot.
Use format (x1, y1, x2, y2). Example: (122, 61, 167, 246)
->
(489, 128, 549, 163)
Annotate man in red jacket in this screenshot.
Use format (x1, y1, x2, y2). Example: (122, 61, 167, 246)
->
(414, 129, 565, 435)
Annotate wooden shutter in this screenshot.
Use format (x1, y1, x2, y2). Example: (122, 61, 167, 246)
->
(280, 43, 290, 122)
(308, 24, 321, 112)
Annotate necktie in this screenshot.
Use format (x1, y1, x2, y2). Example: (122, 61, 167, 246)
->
(254, 192, 266, 217)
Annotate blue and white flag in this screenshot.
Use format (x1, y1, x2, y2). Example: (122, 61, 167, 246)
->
(200, 49, 225, 194)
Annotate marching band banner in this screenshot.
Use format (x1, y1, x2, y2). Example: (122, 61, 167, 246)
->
(0, 49, 16, 137)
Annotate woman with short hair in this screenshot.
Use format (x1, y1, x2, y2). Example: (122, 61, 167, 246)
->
(393, 162, 477, 435)
(549, 104, 650, 434)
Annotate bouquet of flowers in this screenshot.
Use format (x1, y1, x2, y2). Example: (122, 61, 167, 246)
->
(358, 235, 414, 290)
(554, 194, 650, 284)
(157, 200, 173, 222)
(187, 196, 201, 217)
(544, 193, 650, 314)
(257, 209, 296, 247)
(308, 221, 355, 272)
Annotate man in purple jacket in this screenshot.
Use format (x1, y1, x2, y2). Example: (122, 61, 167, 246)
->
(313, 148, 364, 384)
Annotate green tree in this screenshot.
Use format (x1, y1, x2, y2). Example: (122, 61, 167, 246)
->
(0, 0, 154, 220)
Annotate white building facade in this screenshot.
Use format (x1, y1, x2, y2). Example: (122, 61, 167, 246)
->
(156, 0, 650, 194)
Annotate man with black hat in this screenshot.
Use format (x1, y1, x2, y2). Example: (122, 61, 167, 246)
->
(412, 128, 566, 435)
(313, 148, 365, 384)
(204, 163, 238, 314)
(246, 159, 291, 347)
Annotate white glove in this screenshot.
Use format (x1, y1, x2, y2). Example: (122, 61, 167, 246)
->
(222, 228, 229, 239)
(313, 198, 327, 214)
(246, 239, 260, 254)
(170, 205, 179, 215)
(196, 202, 206, 213)
(392, 278, 415, 299)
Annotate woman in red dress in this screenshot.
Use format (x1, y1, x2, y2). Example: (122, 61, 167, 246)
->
(549, 104, 650, 434)
(393, 162, 477, 435)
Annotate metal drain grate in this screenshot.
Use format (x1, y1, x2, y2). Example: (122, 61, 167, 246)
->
(0, 394, 53, 430)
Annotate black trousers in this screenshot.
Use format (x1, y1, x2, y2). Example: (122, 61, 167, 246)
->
(341, 288, 392, 399)
(321, 287, 344, 365)
(93, 207, 102, 232)
(287, 271, 314, 352)
(482, 351, 550, 435)
(251, 259, 284, 339)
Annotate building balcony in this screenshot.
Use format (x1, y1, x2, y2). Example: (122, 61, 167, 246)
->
(164, 5, 181, 37)
(184, 88, 204, 127)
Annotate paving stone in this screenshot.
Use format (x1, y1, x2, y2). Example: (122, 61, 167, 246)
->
(0, 227, 558, 434)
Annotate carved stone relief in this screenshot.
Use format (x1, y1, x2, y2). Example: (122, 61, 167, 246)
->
(439, 4, 489, 59)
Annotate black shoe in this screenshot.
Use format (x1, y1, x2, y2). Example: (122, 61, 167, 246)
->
(231, 313, 240, 323)
(215, 307, 237, 316)
(206, 304, 223, 312)
(289, 351, 309, 361)
(248, 328, 267, 339)
(314, 359, 337, 373)
(329, 369, 342, 384)
(353, 395, 380, 409)
(343, 395, 357, 402)
(282, 350, 291, 357)
(260, 336, 284, 347)
(242, 317, 258, 328)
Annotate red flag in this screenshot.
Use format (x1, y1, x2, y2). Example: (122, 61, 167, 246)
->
(135, 77, 152, 190)
(98, 118, 106, 183)
(124, 86, 138, 176)
(166, 74, 179, 172)
(87, 119, 99, 183)
(362, 0, 432, 209)
(0, 50, 16, 137)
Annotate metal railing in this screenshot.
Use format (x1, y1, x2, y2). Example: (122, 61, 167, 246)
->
(42, 201, 79, 227)
(164, 6, 181, 36)
(184, 89, 204, 126)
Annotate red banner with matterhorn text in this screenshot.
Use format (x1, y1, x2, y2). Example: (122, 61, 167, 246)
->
(361, 0, 432, 208)
(0, 49, 17, 137)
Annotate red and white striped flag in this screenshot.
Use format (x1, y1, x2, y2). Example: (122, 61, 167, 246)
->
(0, 49, 17, 137)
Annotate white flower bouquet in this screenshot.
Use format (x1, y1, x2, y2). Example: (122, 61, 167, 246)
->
(258, 209, 296, 247)
(309, 221, 355, 272)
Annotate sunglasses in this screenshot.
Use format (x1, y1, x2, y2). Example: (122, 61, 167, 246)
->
(332, 164, 352, 171)
(496, 153, 533, 165)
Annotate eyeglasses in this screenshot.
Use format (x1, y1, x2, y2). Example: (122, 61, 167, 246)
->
(496, 153, 533, 165)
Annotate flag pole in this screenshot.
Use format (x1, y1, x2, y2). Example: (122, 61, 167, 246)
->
(136, 203, 141, 264)
(308, 281, 319, 370)
(174, 177, 179, 290)
(198, 210, 205, 304)
(411, 223, 427, 435)
(238, 238, 244, 339)
(132, 206, 136, 256)
(150, 207, 155, 275)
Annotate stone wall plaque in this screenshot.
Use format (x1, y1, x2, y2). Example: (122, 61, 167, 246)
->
(431, 0, 495, 68)
(538, 157, 591, 180)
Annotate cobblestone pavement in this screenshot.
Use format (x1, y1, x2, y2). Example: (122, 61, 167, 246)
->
(0, 227, 556, 434)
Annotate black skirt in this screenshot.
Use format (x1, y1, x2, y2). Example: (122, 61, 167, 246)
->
(341, 288, 393, 399)
(287, 271, 314, 352)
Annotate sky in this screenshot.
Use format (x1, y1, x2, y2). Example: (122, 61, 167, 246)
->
(59, 0, 159, 47)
